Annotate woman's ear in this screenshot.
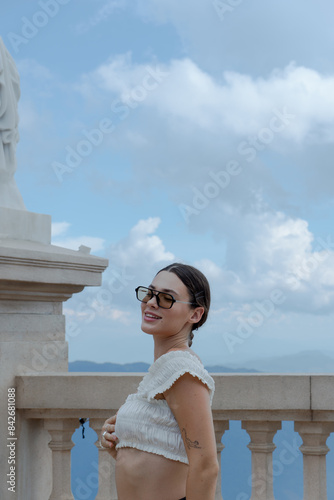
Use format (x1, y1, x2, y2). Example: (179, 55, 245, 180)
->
(188, 306, 204, 325)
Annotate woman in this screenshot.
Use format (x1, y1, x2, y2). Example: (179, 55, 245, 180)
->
(100, 263, 219, 500)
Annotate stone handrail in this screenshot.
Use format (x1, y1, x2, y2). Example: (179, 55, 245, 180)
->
(16, 373, 334, 500)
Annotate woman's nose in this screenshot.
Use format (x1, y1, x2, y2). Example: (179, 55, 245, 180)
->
(147, 293, 159, 307)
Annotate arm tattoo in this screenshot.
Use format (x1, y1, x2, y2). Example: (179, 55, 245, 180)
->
(182, 428, 202, 450)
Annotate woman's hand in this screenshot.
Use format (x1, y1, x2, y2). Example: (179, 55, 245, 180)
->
(100, 414, 119, 459)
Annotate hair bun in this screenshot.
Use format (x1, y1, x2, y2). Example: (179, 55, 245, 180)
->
(188, 331, 194, 347)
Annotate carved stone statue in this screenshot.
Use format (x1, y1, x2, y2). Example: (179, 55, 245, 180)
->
(0, 37, 25, 210)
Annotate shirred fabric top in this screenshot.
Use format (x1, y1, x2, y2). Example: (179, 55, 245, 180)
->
(114, 350, 215, 464)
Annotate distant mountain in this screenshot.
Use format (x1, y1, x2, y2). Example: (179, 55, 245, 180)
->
(225, 350, 334, 374)
(69, 360, 151, 372)
(69, 360, 260, 373)
(205, 365, 260, 373)
(69, 350, 334, 374)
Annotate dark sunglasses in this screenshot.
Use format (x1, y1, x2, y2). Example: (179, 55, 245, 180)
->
(135, 286, 195, 309)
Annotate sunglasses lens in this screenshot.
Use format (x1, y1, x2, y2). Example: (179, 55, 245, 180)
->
(137, 287, 151, 302)
(158, 293, 174, 309)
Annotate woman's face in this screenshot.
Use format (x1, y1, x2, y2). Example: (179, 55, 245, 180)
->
(140, 271, 203, 340)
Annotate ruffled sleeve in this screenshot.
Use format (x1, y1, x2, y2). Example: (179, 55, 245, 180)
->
(137, 350, 215, 404)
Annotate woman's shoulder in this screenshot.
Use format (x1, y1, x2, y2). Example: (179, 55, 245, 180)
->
(143, 348, 215, 403)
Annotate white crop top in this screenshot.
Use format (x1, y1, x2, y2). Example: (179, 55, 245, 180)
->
(114, 350, 215, 464)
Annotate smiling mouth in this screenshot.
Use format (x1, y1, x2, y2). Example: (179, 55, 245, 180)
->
(144, 312, 161, 320)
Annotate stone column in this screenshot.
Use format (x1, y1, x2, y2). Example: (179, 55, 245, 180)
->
(214, 419, 229, 500)
(295, 421, 334, 500)
(0, 209, 108, 500)
(89, 418, 118, 500)
(44, 418, 78, 500)
(242, 420, 281, 500)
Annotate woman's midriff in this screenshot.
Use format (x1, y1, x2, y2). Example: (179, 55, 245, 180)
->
(115, 447, 188, 500)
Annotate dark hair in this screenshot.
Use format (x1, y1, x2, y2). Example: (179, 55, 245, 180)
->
(156, 262, 211, 346)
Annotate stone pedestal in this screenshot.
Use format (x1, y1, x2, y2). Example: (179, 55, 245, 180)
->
(0, 209, 108, 500)
(0, 207, 51, 244)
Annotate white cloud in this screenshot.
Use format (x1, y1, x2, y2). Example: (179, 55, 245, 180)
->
(64, 214, 334, 331)
(144, 60, 334, 144)
(53, 236, 105, 253)
(65, 217, 175, 326)
(51, 221, 105, 253)
(17, 59, 54, 81)
(196, 211, 334, 314)
(65, 305, 132, 325)
(108, 217, 174, 270)
(18, 101, 40, 131)
(75, 0, 126, 34)
(62, 215, 334, 366)
(87, 55, 334, 143)
(51, 222, 71, 237)
(76, 51, 170, 105)
(76, 55, 334, 206)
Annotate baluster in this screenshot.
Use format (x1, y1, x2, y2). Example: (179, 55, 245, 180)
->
(295, 421, 334, 500)
(44, 418, 78, 500)
(242, 421, 281, 500)
(89, 417, 118, 500)
(214, 419, 229, 500)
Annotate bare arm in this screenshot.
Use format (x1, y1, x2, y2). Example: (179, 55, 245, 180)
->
(164, 373, 219, 500)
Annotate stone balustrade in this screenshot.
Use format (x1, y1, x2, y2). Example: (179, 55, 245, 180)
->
(15, 373, 334, 500)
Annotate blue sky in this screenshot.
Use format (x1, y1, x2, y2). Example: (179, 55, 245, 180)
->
(2, 0, 334, 366)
